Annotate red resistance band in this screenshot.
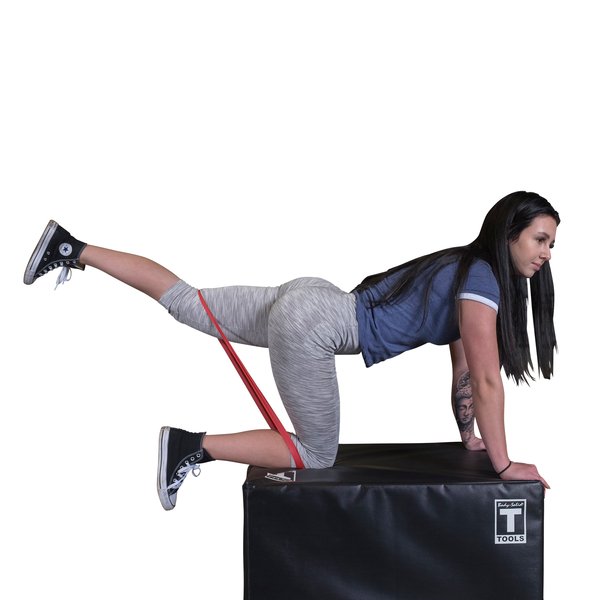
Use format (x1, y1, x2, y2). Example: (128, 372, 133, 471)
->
(197, 290, 305, 469)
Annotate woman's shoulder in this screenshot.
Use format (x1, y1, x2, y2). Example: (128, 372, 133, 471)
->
(460, 258, 500, 307)
(468, 257, 496, 278)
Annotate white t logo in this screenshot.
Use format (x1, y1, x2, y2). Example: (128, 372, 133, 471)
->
(499, 508, 522, 532)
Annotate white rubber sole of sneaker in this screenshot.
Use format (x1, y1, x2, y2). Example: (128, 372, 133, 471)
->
(23, 219, 58, 284)
(157, 426, 176, 511)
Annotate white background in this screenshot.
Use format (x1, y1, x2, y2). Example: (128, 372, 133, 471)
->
(1, 2, 597, 598)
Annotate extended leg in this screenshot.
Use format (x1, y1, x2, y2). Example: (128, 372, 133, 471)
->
(80, 245, 179, 301)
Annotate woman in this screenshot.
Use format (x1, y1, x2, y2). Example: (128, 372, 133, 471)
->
(24, 191, 559, 510)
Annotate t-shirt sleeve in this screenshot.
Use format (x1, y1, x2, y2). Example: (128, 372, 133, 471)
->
(457, 260, 500, 312)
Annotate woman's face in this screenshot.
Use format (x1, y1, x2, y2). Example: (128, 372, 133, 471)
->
(509, 215, 558, 278)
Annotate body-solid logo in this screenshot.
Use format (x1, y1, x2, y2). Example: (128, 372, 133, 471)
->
(495, 499, 526, 544)
(265, 471, 297, 482)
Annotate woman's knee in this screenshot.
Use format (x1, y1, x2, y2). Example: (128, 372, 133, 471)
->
(159, 280, 206, 329)
(295, 437, 338, 469)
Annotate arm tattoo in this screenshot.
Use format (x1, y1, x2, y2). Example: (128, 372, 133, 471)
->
(454, 370, 476, 439)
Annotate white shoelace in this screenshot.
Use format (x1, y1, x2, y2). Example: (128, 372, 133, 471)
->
(166, 463, 202, 491)
(54, 266, 72, 289)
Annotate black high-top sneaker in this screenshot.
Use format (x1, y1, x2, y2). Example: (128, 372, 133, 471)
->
(157, 427, 213, 511)
(24, 220, 87, 286)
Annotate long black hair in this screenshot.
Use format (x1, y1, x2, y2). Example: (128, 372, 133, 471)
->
(353, 191, 560, 384)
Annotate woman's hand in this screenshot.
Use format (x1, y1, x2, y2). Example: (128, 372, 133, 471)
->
(500, 461, 550, 489)
(462, 436, 486, 451)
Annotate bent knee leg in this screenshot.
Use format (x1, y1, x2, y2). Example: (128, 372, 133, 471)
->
(269, 289, 342, 470)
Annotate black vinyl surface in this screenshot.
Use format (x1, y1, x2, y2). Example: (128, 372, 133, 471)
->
(243, 442, 544, 600)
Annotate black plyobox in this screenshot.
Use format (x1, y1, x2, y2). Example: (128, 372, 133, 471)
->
(242, 442, 544, 600)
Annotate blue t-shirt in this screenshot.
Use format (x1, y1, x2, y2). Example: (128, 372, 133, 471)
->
(354, 259, 500, 367)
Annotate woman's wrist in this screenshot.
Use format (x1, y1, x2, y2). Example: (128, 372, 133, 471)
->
(496, 460, 512, 475)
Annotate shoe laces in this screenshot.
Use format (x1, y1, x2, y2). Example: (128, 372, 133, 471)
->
(54, 266, 72, 290)
(166, 462, 202, 492)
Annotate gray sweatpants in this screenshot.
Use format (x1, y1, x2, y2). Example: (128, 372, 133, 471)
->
(158, 277, 361, 468)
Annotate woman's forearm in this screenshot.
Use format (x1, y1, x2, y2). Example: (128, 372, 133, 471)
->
(471, 378, 509, 472)
(452, 370, 478, 445)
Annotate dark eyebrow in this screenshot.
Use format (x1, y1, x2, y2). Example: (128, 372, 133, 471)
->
(537, 232, 555, 242)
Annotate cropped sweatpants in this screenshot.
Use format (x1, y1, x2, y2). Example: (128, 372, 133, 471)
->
(158, 277, 361, 469)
